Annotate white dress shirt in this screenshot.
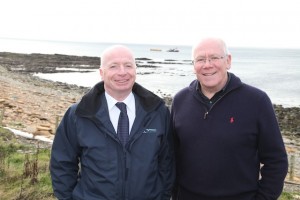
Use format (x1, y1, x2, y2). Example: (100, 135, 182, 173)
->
(105, 92, 136, 134)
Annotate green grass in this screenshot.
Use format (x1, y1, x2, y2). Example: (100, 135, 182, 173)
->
(0, 126, 55, 200)
(280, 192, 300, 200)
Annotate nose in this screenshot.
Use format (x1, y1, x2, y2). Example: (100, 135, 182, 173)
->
(118, 65, 127, 74)
(203, 59, 212, 67)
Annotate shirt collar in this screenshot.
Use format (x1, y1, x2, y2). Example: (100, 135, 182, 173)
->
(105, 92, 135, 111)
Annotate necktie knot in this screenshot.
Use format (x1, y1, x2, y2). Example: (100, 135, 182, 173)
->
(116, 102, 127, 114)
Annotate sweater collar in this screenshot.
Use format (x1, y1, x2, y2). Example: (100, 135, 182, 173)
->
(191, 72, 242, 99)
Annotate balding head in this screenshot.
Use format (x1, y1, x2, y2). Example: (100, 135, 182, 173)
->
(100, 45, 136, 68)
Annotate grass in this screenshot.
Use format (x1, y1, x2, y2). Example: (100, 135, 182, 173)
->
(0, 126, 55, 200)
(280, 192, 300, 200)
(0, 126, 299, 199)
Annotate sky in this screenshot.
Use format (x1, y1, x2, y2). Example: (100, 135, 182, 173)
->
(1, 0, 300, 49)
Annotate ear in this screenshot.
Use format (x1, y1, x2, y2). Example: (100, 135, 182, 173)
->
(226, 54, 232, 70)
(99, 68, 104, 80)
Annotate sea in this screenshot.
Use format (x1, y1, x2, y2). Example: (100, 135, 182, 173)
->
(1, 38, 300, 108)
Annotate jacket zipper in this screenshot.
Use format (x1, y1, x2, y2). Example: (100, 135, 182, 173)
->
(202, 91, 231, 119)
(122, 150, 127, 199)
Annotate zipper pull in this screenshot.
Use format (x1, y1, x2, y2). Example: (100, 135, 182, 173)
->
(204, 112, 208, 119)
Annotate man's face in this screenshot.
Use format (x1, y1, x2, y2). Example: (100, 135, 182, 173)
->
(100, 46, 136, 100)
(193, 40, 231, 93)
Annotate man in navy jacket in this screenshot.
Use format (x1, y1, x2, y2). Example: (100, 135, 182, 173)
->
(50, 45, 174, 200)
(171, 38, 288, 199)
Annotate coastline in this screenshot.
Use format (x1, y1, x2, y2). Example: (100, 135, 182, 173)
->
(1, 52, 300, 187)
(0, 52, 299, 135)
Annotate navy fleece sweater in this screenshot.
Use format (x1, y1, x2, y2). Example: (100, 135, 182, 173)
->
(171, 73, 288, 200)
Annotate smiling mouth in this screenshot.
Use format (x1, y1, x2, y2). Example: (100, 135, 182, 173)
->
(116, 79, 129, 83)
(203, 72, 216, 76)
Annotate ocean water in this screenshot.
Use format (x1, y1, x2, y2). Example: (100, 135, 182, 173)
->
(1, 38, 300, 107)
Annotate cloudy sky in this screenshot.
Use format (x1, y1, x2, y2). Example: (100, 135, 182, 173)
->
(1, 0, 300, 48)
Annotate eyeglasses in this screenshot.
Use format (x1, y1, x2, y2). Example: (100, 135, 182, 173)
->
(192, 56, 224, 65)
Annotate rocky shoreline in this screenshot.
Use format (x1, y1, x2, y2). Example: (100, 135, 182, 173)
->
(1, 52, 299, 135)
(1, 52, 300, 188)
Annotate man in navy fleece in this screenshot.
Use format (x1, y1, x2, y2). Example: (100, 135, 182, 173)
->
(171, 37, 288, 200)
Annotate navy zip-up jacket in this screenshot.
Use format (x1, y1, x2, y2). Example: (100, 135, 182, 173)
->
(171, 73, 288, 200)
(50, 81, 175, 200)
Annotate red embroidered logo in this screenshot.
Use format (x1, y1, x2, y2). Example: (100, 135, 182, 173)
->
(230, 117, 234, 123)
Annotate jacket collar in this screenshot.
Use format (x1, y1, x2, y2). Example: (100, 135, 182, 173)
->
(75, 81, 164, 117)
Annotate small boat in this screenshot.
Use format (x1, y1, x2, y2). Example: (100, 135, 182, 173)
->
(150, 48, 162, 51)
(166, 48, 179, 52)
